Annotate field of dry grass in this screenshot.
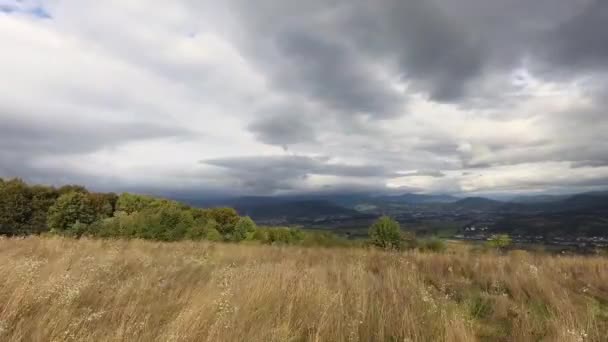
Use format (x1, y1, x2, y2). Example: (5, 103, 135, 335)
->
(0, 236, 607, 341)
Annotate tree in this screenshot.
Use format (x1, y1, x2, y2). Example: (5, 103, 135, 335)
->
(203, 208, 240, 237)
(58, 184, 88, 195)
(47, 192, 97, 233)
(115, 193, 156, 214)
(206, 227, 222, 241)
(369, 216, 402, 250)
(0, 178, 34, 235)
(30, 185, 60, 233)
(89, 192, 117, 219)
(486, 234, 512, 249)
(232, 216, 257, 241)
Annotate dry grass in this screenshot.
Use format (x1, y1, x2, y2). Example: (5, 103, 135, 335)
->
(0, 237, 607, 341)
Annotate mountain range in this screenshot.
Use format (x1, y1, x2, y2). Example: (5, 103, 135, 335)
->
(178, 191, 608, 221)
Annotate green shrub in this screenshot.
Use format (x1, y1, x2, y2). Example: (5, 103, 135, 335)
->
(418, 237, 447, 252)
(47, 192, 97, 233)
(486, 234, 512, 249)
(206, 228, 222, 241)
(232, 216, 257, 242)
(369, 216, 402, 250)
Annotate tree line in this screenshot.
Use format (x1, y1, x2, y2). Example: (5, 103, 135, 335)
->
(1, 178, 467, 250)
(0, 178, 349, 246)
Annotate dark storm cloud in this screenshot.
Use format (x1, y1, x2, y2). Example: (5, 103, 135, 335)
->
(349, 0, 486, 102)
(229, 0, 608, 107)
(270, 29, 404, 116)
(539, 1, 608, 73)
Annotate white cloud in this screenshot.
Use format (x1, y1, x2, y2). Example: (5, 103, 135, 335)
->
(1, 0, 608, 196)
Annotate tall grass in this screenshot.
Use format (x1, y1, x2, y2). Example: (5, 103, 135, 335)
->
(0, 236, 606, 341)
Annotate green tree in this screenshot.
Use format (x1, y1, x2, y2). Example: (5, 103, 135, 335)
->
(486, 234, 512, 249)
(203, 208, 240, 237)
(89, 192, 117, 219)
(57, 184, 88, 195)
(206, 227, 222, 241)
(115, 193, 156, 214)
(232, 216, 257, 241)
(0, 179, 33, 235)
(30, 185, 60, 233)
(369, 216, 402, 250)
(47, 192, 97, 233)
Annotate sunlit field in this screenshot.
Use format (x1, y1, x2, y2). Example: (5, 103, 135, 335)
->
(1, 236, 607, 341)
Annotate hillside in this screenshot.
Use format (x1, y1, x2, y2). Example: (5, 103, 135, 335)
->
(1, 237, 606, 341)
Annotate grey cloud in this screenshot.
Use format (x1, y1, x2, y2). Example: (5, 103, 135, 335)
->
(354, 0, 486, 102)
(400, 170, 446, 178)
(227, 0, 608, 106)
(270, 29, 404, 116)
(571, 160, 608, 169)
(247, 104, 317, 147)
(538, 1, 608, 73)
(0, 115, 191, 156)
(0, 113, 193, 188)
(201, 155, 397, 193)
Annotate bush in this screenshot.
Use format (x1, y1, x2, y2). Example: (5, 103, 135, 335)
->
(115, 193, 157, 214)
(47, 192, 97, 233)
(418, 237, 447, 252)
(232, 216, 257, 242)
(369, 216, 402, 250)
(206, 228, 222, 241)
(302, 231, 349, 247)
(486, 234, 512, 249)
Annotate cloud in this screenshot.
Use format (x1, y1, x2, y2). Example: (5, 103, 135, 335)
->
(247, 103, 317, 147)
(201, 155, 396, 193)
(537, 1, 608, 73)
(397, 170, 446, 178)
(0, 0, 608, 196)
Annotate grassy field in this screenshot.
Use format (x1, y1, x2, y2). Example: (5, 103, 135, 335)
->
(1, 237, 607, 341)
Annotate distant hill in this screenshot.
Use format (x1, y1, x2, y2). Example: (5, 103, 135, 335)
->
(450, 197, 504, 210)
(509, 194, 571, 204)
(232, 200, 361, 220)
(554, 193, 608, 212)
(176, 191, 608, 226)
(374, 193, 459, 204)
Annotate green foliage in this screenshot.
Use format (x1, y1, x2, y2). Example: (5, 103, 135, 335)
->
(202, 207, 240, 236)
(301, 231, 350, 247)
(233, 216, 257, 241)
(0, 179, 359, 248)
(66, 221, 91, 238)
(89, 192, 117, 219)
(115, 193, 157, 214)
(30, 185, 61, 233)
(0, 179, 34, 234)
(369, 216, 402, 250)
(486, 234, 512, 249)
(47, 192, 97, 232)
(251, 227, 305, 245)
(418, 237, 447, 252)
(0, 179, 63, 235)
(205, 228, 222, 241)
(57, 184, 88, 195)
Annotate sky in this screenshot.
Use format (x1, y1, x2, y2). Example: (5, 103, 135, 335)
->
(1, 0, 608, 198)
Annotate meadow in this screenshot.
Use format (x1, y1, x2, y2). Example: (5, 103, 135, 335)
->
(0, 236, 607, 341)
